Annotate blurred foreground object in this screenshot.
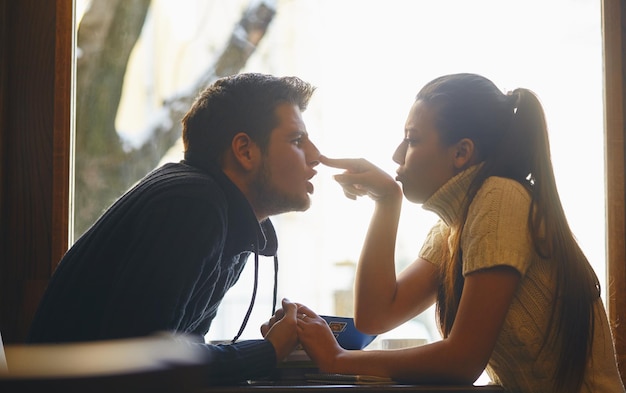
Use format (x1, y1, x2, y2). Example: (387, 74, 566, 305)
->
(0, 333, 206, 393)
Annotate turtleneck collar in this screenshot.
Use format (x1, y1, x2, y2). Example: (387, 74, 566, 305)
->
(422, 164, 482, 227)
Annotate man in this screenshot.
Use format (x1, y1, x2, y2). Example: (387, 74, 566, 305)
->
(27, 73, 321, 384)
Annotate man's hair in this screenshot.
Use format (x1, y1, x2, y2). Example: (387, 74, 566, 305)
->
(182, 73, 315, 166)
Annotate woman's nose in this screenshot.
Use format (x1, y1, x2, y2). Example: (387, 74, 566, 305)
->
(392, 142, 406, 164)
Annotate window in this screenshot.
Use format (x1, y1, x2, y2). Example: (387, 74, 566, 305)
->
(74, 0, 604, 346)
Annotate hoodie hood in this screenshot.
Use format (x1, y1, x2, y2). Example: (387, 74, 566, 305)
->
(182, 157, 279, 343)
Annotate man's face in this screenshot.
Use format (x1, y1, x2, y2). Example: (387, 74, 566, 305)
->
(250, 103, 320, 217)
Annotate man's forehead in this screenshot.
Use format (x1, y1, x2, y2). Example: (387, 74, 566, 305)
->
(274, 104, 306, 128)
(274, 102, 303, 117)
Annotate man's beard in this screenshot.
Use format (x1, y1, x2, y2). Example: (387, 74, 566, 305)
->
(250, 160, 311, 216)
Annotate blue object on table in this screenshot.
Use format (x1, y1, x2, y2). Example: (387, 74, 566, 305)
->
(320, 315, 377, 350)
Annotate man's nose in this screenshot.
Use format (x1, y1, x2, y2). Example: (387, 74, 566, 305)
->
(307, 142, 321, 167)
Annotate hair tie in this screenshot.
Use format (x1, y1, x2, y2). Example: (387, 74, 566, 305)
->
(506, 90, 520, 114)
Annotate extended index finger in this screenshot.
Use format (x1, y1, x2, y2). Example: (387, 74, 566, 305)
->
(320, 155, 359, 170)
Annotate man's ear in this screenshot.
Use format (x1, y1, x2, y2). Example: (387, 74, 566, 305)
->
(230, 132, 260, 171)
(452, 138, 476, 169)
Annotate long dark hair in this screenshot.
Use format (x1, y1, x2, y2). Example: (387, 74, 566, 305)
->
(419, 73, 600, 393)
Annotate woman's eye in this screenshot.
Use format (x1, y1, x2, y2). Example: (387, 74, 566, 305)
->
(404, 138, 417, 146)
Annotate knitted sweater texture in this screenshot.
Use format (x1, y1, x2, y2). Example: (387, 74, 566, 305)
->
(27, 161, 279, 385)
(419, 166, 625, 392)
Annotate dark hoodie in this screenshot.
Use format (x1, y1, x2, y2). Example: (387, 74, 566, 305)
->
(27, 160, 280, 385)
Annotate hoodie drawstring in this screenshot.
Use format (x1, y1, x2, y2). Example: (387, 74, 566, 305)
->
(231, 249, 279, 344)
(272, 255, 278, 315)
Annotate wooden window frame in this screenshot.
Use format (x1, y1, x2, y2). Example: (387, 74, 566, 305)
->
(0, 0, 624, 385)
(0, 0, 73, 342)
(602, 0, 626, 377)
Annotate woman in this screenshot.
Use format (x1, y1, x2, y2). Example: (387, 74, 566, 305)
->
(294, 73, 625, 392)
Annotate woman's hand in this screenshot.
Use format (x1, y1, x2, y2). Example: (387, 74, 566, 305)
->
(320, 156, 401, 202)
(295, 304, 345, 373)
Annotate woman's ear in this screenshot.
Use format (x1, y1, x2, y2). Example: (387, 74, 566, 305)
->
(452, 138, 476, 169)
(230, 132, 261, 171)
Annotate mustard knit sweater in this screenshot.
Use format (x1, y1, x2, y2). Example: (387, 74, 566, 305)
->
(418, 166, 625, 393)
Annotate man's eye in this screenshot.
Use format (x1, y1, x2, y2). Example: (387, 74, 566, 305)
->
(293, 137, 303, 146)
(404, 138, 417, 146)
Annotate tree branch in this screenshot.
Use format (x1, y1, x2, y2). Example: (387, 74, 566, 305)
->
(73, 0, 277, 238)
(128, 0, 278, 182)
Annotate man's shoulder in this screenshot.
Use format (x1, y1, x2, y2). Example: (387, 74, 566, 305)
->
(129, 163, 229, 208)
(149, 162, 216, 182)
(145, 163, 223, 190)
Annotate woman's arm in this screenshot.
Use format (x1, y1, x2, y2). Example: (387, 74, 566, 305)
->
(297, 265, 520, 384)
(353, 186, 404, 332)
(321, 155, 439, 333)
(358, 256, 440, 333)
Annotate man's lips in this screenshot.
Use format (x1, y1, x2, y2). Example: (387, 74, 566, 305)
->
(306, 170, 317, 194)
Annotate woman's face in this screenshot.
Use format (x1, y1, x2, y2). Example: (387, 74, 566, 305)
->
(392, 100, 460, 203)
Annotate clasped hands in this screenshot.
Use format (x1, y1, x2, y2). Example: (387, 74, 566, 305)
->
(260, 298, 343, 372)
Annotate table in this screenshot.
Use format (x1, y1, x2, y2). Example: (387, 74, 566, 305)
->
(0, 337, 506, 393)
(196, 382, 505, 393)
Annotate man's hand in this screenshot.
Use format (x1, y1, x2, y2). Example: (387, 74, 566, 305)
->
(260, 304, 285, 337)
(261, 298, 299, 362)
